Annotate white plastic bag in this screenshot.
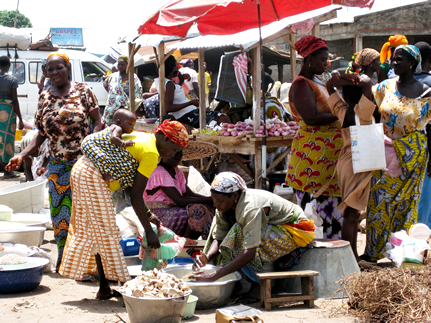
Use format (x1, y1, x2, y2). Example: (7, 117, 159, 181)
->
(350, 115, 386, 174)
(304, 201, 323, 239)
(187, 166, 211, 197)
(0, 26, 31, 50)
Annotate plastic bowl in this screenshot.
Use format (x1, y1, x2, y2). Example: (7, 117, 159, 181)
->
(183, 295, 198, 319)
(0, 257, 49, 293)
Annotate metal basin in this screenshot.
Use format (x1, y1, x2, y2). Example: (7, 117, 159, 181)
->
(10, 213, 50, 228)
(0, 227, 46, 247)
(162, 264, 241, 309)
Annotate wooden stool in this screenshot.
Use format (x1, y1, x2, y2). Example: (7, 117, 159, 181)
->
(255, 270, 319, 310)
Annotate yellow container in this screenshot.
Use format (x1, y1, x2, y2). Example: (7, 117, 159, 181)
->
(15, 129, 23, 141)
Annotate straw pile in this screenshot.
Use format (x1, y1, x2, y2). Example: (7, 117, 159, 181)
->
(337, 265, 431, 322)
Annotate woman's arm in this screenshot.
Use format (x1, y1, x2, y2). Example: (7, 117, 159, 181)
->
(6, 133, 45, 171)
(193, 239, 221, 271)
(11, 88, 23, 130)
(165, 81, 198, 113)
(130, 172, 160, 249)
(160, 186, 213, 207)
(290, 78, 338, 125)
(89, 108, 102, 133)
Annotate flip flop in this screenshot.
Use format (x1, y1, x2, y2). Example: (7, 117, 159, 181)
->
(96, 289, 122, 300)
(3, 171, 20, 179)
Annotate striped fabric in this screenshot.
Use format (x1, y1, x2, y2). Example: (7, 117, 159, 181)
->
(233, 52, 248, 102)
(59, 156, 130, 282)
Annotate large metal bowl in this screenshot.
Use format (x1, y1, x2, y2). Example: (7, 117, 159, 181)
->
(0, 257, 49, 293)
(10, 213, 50, 228)
(162, 264, 241, 309)
(0, 227, 46, 247)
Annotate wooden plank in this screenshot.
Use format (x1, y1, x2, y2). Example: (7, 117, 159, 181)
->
(302, 276, 315, 308)
(312, 24, 321, 37)
(204, 153, 218, 172)
(198, 48, 206, 130)
(256, 270, 319, 279)
(158, 43, 166, 119)
(266, 295, 314, 303)
(265, 147, 290, 175)
(254, 147, 262, 188)
(312, 9, 338, 24)
(289, 34, 297, 82)
(228, 153, 254, 178)
(128, 43, 136, 112)
(264, 277, 272, 311)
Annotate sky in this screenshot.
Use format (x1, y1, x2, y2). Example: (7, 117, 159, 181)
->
(2, 0, 428, 54)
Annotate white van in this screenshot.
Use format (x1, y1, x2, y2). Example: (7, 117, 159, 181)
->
(0, 48, 111, 116)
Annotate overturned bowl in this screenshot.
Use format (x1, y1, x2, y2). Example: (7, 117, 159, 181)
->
(162, 264, 241, 309)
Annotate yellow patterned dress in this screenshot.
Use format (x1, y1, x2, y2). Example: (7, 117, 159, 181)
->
(286, 76, 343, 239)
(365, 78, 431, 261)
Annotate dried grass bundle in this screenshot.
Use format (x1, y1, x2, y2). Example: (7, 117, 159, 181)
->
(337, 265, 431, 322)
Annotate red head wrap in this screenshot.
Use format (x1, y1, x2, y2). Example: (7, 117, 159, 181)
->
(295, 36, 328, 58)
(155, 120, 189, 147)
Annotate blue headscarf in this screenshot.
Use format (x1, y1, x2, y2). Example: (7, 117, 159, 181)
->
(395, 45, 422, 74)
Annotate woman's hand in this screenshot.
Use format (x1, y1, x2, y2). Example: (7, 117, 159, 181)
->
(18, 120, 24, 130)
(190, 99, 199, 106)
(5, 155, 23, 172)
(192, 252, 208, 271)
(192, 271, 217, 283)
(36, 167, 47, 176)
(146, 230, 160, 249)
(149, 215, 161, 228)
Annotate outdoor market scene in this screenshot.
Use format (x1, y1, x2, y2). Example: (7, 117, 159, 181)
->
(2, 0, 431, 322)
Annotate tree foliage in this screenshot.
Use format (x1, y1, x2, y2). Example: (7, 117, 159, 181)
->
(0, 10, 32, 28)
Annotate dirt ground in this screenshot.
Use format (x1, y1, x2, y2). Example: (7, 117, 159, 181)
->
(0, 173, 362, 323)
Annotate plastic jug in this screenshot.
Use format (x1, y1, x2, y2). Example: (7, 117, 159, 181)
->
(273, 183, 294, 200)
(119, 237, 140, 256)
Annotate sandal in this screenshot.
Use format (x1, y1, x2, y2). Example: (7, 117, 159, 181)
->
(3, 171, 20, 179)
(96, 289, 122, 300)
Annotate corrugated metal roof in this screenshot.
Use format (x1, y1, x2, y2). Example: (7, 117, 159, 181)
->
(167, 6, 338, 50)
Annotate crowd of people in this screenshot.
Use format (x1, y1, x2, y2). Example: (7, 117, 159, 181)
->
(1, 33, 431, 302)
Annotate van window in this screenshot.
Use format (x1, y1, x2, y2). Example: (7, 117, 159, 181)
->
(29, 62, 44, 84)
(10, 62, 25, 84)
(82, 62, 109, 83)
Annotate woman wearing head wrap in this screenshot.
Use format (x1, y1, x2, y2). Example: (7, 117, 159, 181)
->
(192, 172, 313, 302)
(286, 36, 344, 240)
(6, 52, 102, 271)
(58, 119, 188, 300)
(103, 55, 143, 124)
(378, 35, 408, 82)
(364, 44, 431, 262)
(351, 48, 381, 84)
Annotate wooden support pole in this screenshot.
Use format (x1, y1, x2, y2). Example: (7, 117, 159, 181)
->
(252, 46, 261, 134)
(198, 47, 206, 130)
(289, 34, 297, 82)
(277, 63, 283, 85)
(312, 24, 321, 37)
(128, 43, 136, 113)
(158, 42, 166, 119)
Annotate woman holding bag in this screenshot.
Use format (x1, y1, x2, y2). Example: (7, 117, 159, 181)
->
(364, 45, 431, 262)
(325, 73, 378, 262)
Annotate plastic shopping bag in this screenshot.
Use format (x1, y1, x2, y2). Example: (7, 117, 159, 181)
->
(350, 115, 386, 174)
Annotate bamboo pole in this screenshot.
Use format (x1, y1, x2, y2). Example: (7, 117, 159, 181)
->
(198, 48, 206, 130)
(289, 34, 297, 82)
(158, 42, 166, 119)
(128, 43, 136, 113)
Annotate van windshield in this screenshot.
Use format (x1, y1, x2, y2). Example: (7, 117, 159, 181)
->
(82, 62, 109, 83)
(9, 62, 25, 84)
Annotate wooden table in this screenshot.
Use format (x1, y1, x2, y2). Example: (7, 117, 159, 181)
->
(195, 134, 294, 188)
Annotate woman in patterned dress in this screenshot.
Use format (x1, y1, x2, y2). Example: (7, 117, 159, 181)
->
(364, 45, 431, 262)
(286, 36, 344, 239)
(192, 172, 314, 302)
(102, 55, 143, 124)
(6, 53, 101, 271)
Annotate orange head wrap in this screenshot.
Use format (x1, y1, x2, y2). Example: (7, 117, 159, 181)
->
(380, 35, 408, 63)
(295, 36, 328, 59)
(46, 52, 70, 66)
(155, 120, 189, 147)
